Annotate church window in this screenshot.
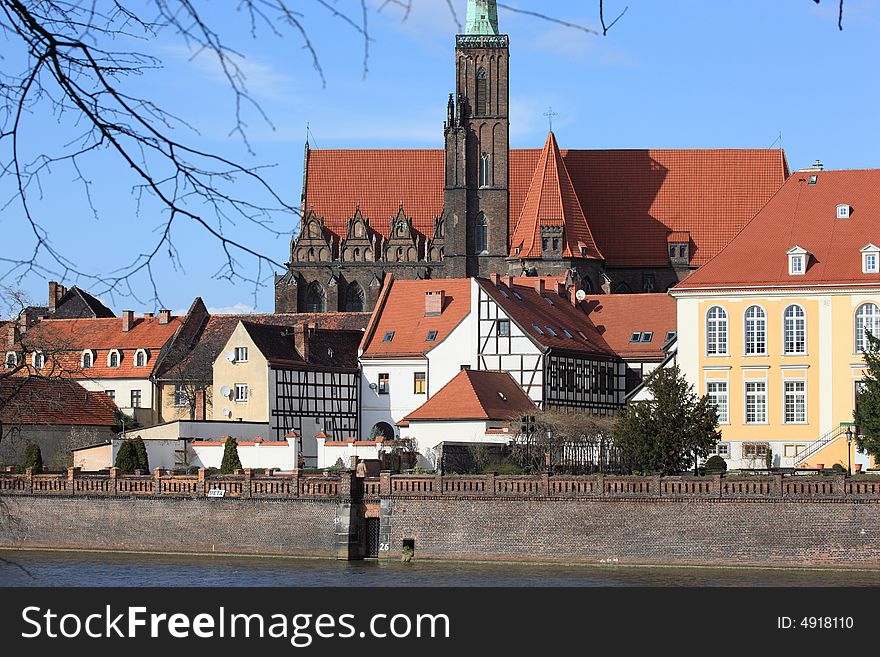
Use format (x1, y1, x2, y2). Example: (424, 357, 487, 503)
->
(479, 153, 491, 187)
(474, 214, 489, 255)
(344, 282, 366, 312)
(477, 67, 489, 115)
(542, 238, 549, 252)
(304, 282, 326, 313)
(552, 238, 559, 252)
(642, 273, 655, 292)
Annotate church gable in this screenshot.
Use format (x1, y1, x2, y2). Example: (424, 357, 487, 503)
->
(340, 206, 377, 263)
(384, 205, 423, 263)
(293, 210, 336, 263)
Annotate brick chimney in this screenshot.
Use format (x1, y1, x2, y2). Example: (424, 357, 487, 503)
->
(48, 281, 66, 313)
(504, 275, 514, 289)
(425, 290, 445, 316)
(490, 273, 501, 287)
(122, 310, 134, 332)
(555, 281, 567, 298)
(194, 388, 206, 421)
(158, 309, 171, 325)
(143, 312, 154, 319)
(6, 323, 19, 348)
(535, 279, 545, 295)
(294, 323, 309, 361)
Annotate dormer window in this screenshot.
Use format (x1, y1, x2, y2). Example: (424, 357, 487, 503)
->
(32, 351, 45, 369)
(862, 244, 880, 274)
(81, 350, 95, 369)
(837, 204, 851, 219)
(787, 246, 809, 276)
(108, 349, 121, 368)
(382, 331, 395, 343)
(134, 349, 149, 367)
(5, 352, 17, 369)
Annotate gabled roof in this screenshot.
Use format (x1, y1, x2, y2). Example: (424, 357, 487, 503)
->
(360, 277, 471, 359)
(675, 169, 880, 291)
(509, 132, 603, 260)
(0, 377, 117, 426)
(304, 147, 787, 267)
(580, 293, 677, 360)
(240, 321, 361, 369)
(476, 278, 615, 357)
(54, 287, 116, 319)
(403, 370, 536, 422)
(157, 312, 370, 382)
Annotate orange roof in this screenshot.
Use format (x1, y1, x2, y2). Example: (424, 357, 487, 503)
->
(304, 146, 787, 267)
(676, 169, 880, 290)
(360, 278, 471, 358)
(404, 370, 536, 422)
(509, 132, 603, 260)
(0, 377, 117, 426)
(14, 315, 181, 379)
(667, 231, 691, 243)
(580, 294, 677, 360)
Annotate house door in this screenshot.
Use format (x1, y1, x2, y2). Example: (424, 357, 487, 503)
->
(366, 518, 381, 558)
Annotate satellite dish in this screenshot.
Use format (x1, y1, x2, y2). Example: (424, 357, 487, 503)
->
(220, 385, 231, 397)
(223, 408, 232, 418)
(225, 352, 236, 362)
(575, 289, 587, 302)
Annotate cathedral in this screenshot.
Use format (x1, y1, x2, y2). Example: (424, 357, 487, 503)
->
(275, 0, 789, 313)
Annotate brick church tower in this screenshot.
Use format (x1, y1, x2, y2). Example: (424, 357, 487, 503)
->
(443, 0, 510, 278)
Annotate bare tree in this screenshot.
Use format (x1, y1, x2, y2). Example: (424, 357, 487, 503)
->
(510, 409, 617, 474)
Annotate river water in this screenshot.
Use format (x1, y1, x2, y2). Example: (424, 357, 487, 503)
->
(2, 550, 879, 587)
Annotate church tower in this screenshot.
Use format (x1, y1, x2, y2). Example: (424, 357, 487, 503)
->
(443, 0, 510, 278)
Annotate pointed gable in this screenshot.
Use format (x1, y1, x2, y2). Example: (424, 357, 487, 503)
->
(509, 132, 603, 261)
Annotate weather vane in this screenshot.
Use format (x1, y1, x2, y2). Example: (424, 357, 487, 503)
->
(544, 106, 558, 132)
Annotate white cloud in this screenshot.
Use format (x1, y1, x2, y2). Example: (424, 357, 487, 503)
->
(207, 303, 256, 315)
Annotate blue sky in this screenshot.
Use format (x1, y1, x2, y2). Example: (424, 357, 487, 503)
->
(2, 0, 878, 315)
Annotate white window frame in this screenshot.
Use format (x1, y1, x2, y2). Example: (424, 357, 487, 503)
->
(837, 204, 851, 219)
(134, 348, 149, 368)
(130, 389, 142, 408)
(783, 379, 807, 425)
(706, 380, 729, 425)
(81, 349, 96, 369)
(5, 351, 18, 368)
(856, 303, 880, 354)
(744, 380, 768, 425)
(862, 245, 880, 274)
(479, 153, 491, 188)
(173, 384, 188, 408)
(783, 304, 807, 355)
(107, 349, 122, 368)
(744, 305, 767, 356)
(32, 351, 45, 369)
(711, 442, 730, 457)
(234, 383, 249, 403)
(234, 346, 249, 363)
(787, 246, 809, 276)
(706, 306, 728, 356)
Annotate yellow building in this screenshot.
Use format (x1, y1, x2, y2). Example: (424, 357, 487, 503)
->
(672, 168, 879, 471)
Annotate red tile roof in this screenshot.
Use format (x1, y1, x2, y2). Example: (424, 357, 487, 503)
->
(675, 169, 880, 290)
(580, 294, 677, 360)
(13, 315, 182, 379)
(404, 370, 536, 422)
(476, 279, 616, 357)
(360, 277, 471, 358)
(0, 377, 117, 426)
(305, 146, 788, 266)
(509, 132, 603, 260)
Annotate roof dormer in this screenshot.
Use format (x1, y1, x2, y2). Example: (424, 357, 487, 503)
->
(836, 204, 851, 219)
(787, 246, 810, 276)
(862, 244, 880, 274)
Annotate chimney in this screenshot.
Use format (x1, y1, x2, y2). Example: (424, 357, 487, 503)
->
(535, 279, 545, 296)
(555, 281, 566, 297)
(425, 290, 445, 316)
(6, 323, 19, 348)
(490, 273, 501, 287)
(122, 310, 134, 332)
(194, 388, 206, 421)
(143, 312, 154, 319)
(294, 323, 310, 362)
(158, 309, 171, 325)
(48, 281, 66, 313)
(504, 275, 514, 289)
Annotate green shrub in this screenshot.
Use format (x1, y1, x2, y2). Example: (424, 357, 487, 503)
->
(831, 463, 846, 473)
(705, 455, 727, 473)
(22, 443, 43, 472)
(219, 438, 242, 474)
(114, 440, 139, 474)
(132, 436, 149, 473)
(482, 460, 524, 475)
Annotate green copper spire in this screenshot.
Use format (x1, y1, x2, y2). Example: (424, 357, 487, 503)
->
(465, 0, 499, 35)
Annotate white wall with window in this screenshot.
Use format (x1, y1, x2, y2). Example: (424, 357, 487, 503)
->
(744, 379, 768, 424)
(706, 379, 729, 424)
(744, 305, 767, 355)
(706, 306, 728, 355)
(856, 302, 879, 353)
(783, 304, 807, 354)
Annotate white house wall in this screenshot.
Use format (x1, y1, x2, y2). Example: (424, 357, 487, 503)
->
(361, 359, 427, 439)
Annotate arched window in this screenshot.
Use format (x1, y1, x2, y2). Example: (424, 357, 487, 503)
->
(369, 422, 395, 442)
(783, 305, 807, 355)
(706, 306, 728, 356)
(476, 67, 489, 115)
(108, 350, 120, 368)
(81, 350, 94, 369)
(479, 152, 491, 187)
(32, 351, 45, 369)
(856, 303, 880, 353)
(4, 352, 17, 369)
(744, 305, 767, 355)
(344, 282, 366, 312)
(304, 282, 326, 313)
(474, 213, 488, 255)
(135, 349, 148, 367)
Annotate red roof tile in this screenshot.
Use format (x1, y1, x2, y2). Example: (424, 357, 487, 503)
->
(509, 132, 603, 260)
(580, 294, 677, 360)
(360, 277, 471, 358)
(675, 169, 880, 290)
(305, 147, 788, 267)
(404, 370, 536, 422)
(0, 377, 117, 426)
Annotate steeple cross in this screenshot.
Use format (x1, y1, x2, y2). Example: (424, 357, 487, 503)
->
(544, 106, 558, 132)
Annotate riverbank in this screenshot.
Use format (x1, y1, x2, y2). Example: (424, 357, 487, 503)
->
(3, 549, 880, 587)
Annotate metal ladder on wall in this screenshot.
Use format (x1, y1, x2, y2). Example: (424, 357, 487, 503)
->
(794, 424, 850, 466)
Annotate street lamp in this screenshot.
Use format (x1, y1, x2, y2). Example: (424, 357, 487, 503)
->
(846, 426, 854, 477)
(546, 429, 553, 476)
